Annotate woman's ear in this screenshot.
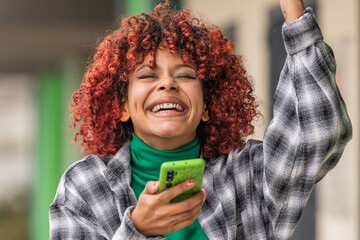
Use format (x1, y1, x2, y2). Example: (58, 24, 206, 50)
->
(120, 101, 131, 122)
(201, 104, 209, 122)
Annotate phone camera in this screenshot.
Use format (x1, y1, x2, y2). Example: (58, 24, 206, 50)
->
(167, 170, 174, 182)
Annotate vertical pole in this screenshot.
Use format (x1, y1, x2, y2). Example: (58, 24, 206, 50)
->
(31, 71, 63, 240)
(125, 0, 151, 15)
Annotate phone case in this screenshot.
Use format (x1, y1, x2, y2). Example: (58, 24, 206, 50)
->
(159, 158, 205, 203)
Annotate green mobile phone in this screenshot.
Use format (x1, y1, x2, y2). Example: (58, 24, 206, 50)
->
(159, 158, 205, 203)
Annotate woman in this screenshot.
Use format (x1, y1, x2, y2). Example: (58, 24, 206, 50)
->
(49, 0, 352, 239)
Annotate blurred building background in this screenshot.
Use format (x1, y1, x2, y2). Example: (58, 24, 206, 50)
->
(0, 0, 358, 239)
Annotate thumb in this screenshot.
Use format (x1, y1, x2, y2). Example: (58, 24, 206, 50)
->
(142, 181, 159, 195)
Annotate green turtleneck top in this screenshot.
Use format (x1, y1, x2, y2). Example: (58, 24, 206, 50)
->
(130, 133, 209, 240)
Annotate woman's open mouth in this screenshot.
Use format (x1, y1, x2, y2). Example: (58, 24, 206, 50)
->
(151, 103, 184, 113)
(147, 97, 188, 117)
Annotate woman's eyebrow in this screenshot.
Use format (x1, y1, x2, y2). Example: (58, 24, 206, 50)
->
(174, 64, 196, 72)
(135, 64, 150, 73)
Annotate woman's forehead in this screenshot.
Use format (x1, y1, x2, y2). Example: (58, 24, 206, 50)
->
(134, 48, 197, 71)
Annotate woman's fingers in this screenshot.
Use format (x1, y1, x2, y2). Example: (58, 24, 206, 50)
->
(169, 193, 205, 222)
(142, 181, 159, 194)
(157, 179, 196, 203)
(165, 189, 206, 215)
(152, 193, 205, 234)
(166, 203, 203, 234)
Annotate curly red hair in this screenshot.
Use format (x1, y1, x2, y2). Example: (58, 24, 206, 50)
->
(70, 1, 258, 159)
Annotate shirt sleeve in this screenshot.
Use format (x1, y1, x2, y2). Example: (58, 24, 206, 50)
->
(254, 7, 352, 238)
(49, 167, 164, 240)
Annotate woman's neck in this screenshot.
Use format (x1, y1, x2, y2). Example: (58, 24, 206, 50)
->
(133, 130, 197, 150)
(130, 132, 200, 168)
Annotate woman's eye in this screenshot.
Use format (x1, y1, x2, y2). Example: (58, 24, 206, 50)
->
(137, 73, 158, 79)
(174, 73, 196, 79)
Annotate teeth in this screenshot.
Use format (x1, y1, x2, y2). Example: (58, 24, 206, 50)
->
(151, 103, 184, 112)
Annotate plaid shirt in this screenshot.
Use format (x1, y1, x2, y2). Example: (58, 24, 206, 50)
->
(49, 8, 352, 240)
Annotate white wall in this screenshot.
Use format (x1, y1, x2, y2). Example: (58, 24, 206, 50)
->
(0, 74, 36, 203)
(316, 0, 359, 239)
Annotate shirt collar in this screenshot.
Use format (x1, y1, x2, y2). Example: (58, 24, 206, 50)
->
(104, 141, 132, 188)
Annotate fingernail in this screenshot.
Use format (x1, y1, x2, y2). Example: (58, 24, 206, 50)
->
(187, 179, 195, 187)
(153, 182, 157, 188)
(202, 189, 207, 201)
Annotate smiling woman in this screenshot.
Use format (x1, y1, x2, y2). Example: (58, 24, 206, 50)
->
(121, 49, 209, 150)
(49, 0, 352, 239)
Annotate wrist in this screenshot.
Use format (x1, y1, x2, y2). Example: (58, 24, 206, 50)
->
(130, 207, 150, 237)
(280, 0, 305, 24)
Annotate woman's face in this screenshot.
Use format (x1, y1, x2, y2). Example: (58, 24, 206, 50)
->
(121, 49, 209, 150)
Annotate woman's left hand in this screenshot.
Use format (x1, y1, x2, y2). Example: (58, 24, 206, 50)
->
(280, 0, 305, 24)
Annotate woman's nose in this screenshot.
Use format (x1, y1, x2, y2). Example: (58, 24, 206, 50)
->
(157, 75, 178, 91)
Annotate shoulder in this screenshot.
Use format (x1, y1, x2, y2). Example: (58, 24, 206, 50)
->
(64, 154, 110, 184)
(51, 154, 113, 206)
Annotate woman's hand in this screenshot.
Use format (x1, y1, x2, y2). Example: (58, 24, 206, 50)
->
(280, 0, 305, 24)
(130, 180, 207, 237)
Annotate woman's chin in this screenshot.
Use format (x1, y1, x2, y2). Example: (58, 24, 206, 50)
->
(152, 129, 186, 139)
(149, 128, 196, 144)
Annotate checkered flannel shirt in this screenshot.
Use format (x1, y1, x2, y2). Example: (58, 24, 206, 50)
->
(49, 8, 352, 240)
